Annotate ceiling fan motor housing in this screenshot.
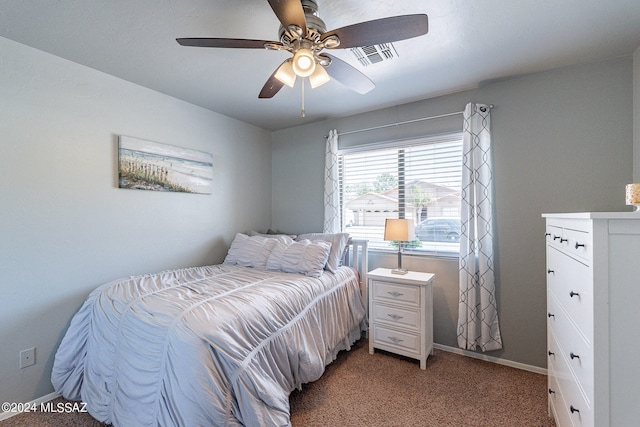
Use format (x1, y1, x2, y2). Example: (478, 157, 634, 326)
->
(278, 0, 326, 47)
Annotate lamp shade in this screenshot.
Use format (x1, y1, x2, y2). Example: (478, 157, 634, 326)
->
(384, 219, 415, 242)
(626, 183, 640, 211)
(308, 64, 330, 88)
(274, 60, 296, 87)
(292, 48, 316, 77)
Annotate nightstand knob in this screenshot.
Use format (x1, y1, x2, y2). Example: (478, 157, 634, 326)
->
(388, 314, 404, 321)
(388, 336, 404, 344)
(387, 291, 404, 297)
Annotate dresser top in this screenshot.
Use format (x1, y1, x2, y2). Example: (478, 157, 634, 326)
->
(542, 212, 640, 220)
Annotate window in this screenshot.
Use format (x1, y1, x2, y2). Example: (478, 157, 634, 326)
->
(339, 133, 463, 256)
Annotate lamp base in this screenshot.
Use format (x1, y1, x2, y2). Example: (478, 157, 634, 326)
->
(391, 268, 409, 275)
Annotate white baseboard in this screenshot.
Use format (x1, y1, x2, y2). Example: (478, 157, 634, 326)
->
(434, 343, 548, 376)
(0, 391, 60, 421)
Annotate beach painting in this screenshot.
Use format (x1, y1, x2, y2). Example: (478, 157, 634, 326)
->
(118, 136, 213, 194)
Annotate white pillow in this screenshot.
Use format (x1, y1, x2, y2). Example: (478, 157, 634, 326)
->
(296, 233, 350, 273)
(266, 239, 332, 278)
(223, 233, 281, 269)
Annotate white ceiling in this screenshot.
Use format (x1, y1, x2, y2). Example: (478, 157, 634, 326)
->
(1, 0, 639, 131)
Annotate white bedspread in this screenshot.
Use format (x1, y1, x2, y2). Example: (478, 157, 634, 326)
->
(51, 264, 366, 426)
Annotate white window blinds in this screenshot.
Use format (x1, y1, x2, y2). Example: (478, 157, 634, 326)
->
(339, 133, 463, 255)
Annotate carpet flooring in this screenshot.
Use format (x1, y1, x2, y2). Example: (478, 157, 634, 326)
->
(1, 337, 555, 426)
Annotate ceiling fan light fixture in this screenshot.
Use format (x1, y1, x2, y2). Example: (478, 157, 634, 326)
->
(292, 48, 316, 77)
(309, 64, 330, 88)
(274, 60, 296, 87)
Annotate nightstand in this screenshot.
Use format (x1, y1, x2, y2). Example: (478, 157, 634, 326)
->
(368, 268, 435, 369)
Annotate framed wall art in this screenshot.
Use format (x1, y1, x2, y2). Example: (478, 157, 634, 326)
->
(118, 136, 213, 194)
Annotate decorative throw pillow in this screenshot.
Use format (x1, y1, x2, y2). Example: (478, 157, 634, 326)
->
(223, 233, 280, 269)
(296, 232, 350, 273)
(266, 239, 332, 278)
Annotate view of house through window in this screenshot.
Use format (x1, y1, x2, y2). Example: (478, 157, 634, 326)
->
(339, 133, 463, 255)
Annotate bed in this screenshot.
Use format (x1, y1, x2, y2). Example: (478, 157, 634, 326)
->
(51, 232, 368, 427)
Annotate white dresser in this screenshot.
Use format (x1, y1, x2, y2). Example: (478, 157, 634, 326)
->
(543, 212, 640, 427)
(368, 268, 435, 369)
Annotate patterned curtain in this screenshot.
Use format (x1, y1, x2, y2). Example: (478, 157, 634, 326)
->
(323, 129, 340, 233)
(457, 103, 503, 351)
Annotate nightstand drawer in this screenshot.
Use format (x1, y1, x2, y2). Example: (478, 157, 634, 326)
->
(371, 280, 420, 308)
(372, 324, 421, 355)
(372, 302, 420, 330)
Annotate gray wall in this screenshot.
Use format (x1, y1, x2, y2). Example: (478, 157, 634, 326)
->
(0, 37, 273, 404)
(272, 56, 635, 368)
(635, 46, 640, 182)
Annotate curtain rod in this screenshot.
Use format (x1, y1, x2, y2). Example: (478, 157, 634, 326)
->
(335, 104, 494, 137)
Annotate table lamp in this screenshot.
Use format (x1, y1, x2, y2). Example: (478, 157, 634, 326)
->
(384, 218, 415, 274)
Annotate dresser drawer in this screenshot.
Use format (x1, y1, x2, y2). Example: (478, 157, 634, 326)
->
(553, 341, 594, 426)
(546, 224, 564, 250)
(546, 219, 592, 264)
(548, 361, 574, 427)
(547, 293, 594, 403)
(372, 324, 421, 355)
(562, 227, 591, 263)
(547, 246, 593, 343)
(372, 302, 420, 331)
(371, 280, 421, 308)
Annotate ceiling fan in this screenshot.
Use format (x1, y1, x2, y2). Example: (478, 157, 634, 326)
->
(177, 0, 428, 102)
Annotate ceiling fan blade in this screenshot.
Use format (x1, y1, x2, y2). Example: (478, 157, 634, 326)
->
(321, 14, 428, 49)
(177, 38, 282, 49)
(267, 0, 307, 35)
(258, 64, 286, 99)
(323, 54, 375, 94)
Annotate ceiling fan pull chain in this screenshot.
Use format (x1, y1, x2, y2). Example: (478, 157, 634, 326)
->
(301, 78, 306, 117)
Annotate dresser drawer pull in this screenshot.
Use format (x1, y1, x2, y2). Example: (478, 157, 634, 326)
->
(553, 235, 561, 241)
(547, 269, 555, 274)
(570, 352, 580, 360)
(570, 405, 580, 414)
(387, 314, 404, 321)
(569, 291, 580, 298)
(548, 350, 555, 356)
(560, 238, 568, 243)
(545, 232, 551, 237)
(547, 312, 555, 318)
(548, 388, 555, 395)
(387, 291, 404, 297)
(575, 242, 585, 249)
(388, 336, 404, 344)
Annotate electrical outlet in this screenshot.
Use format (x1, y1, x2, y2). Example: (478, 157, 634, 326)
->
(19, 347, 35, 369)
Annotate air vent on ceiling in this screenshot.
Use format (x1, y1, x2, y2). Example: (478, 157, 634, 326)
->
(349, 43, 398, 66)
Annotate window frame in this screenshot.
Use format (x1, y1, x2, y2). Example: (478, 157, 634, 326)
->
(338, 132, 463, 258)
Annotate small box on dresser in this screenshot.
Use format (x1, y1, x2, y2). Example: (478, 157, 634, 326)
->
(367, 268, 435, 369)
(543, 212, 640, 427)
